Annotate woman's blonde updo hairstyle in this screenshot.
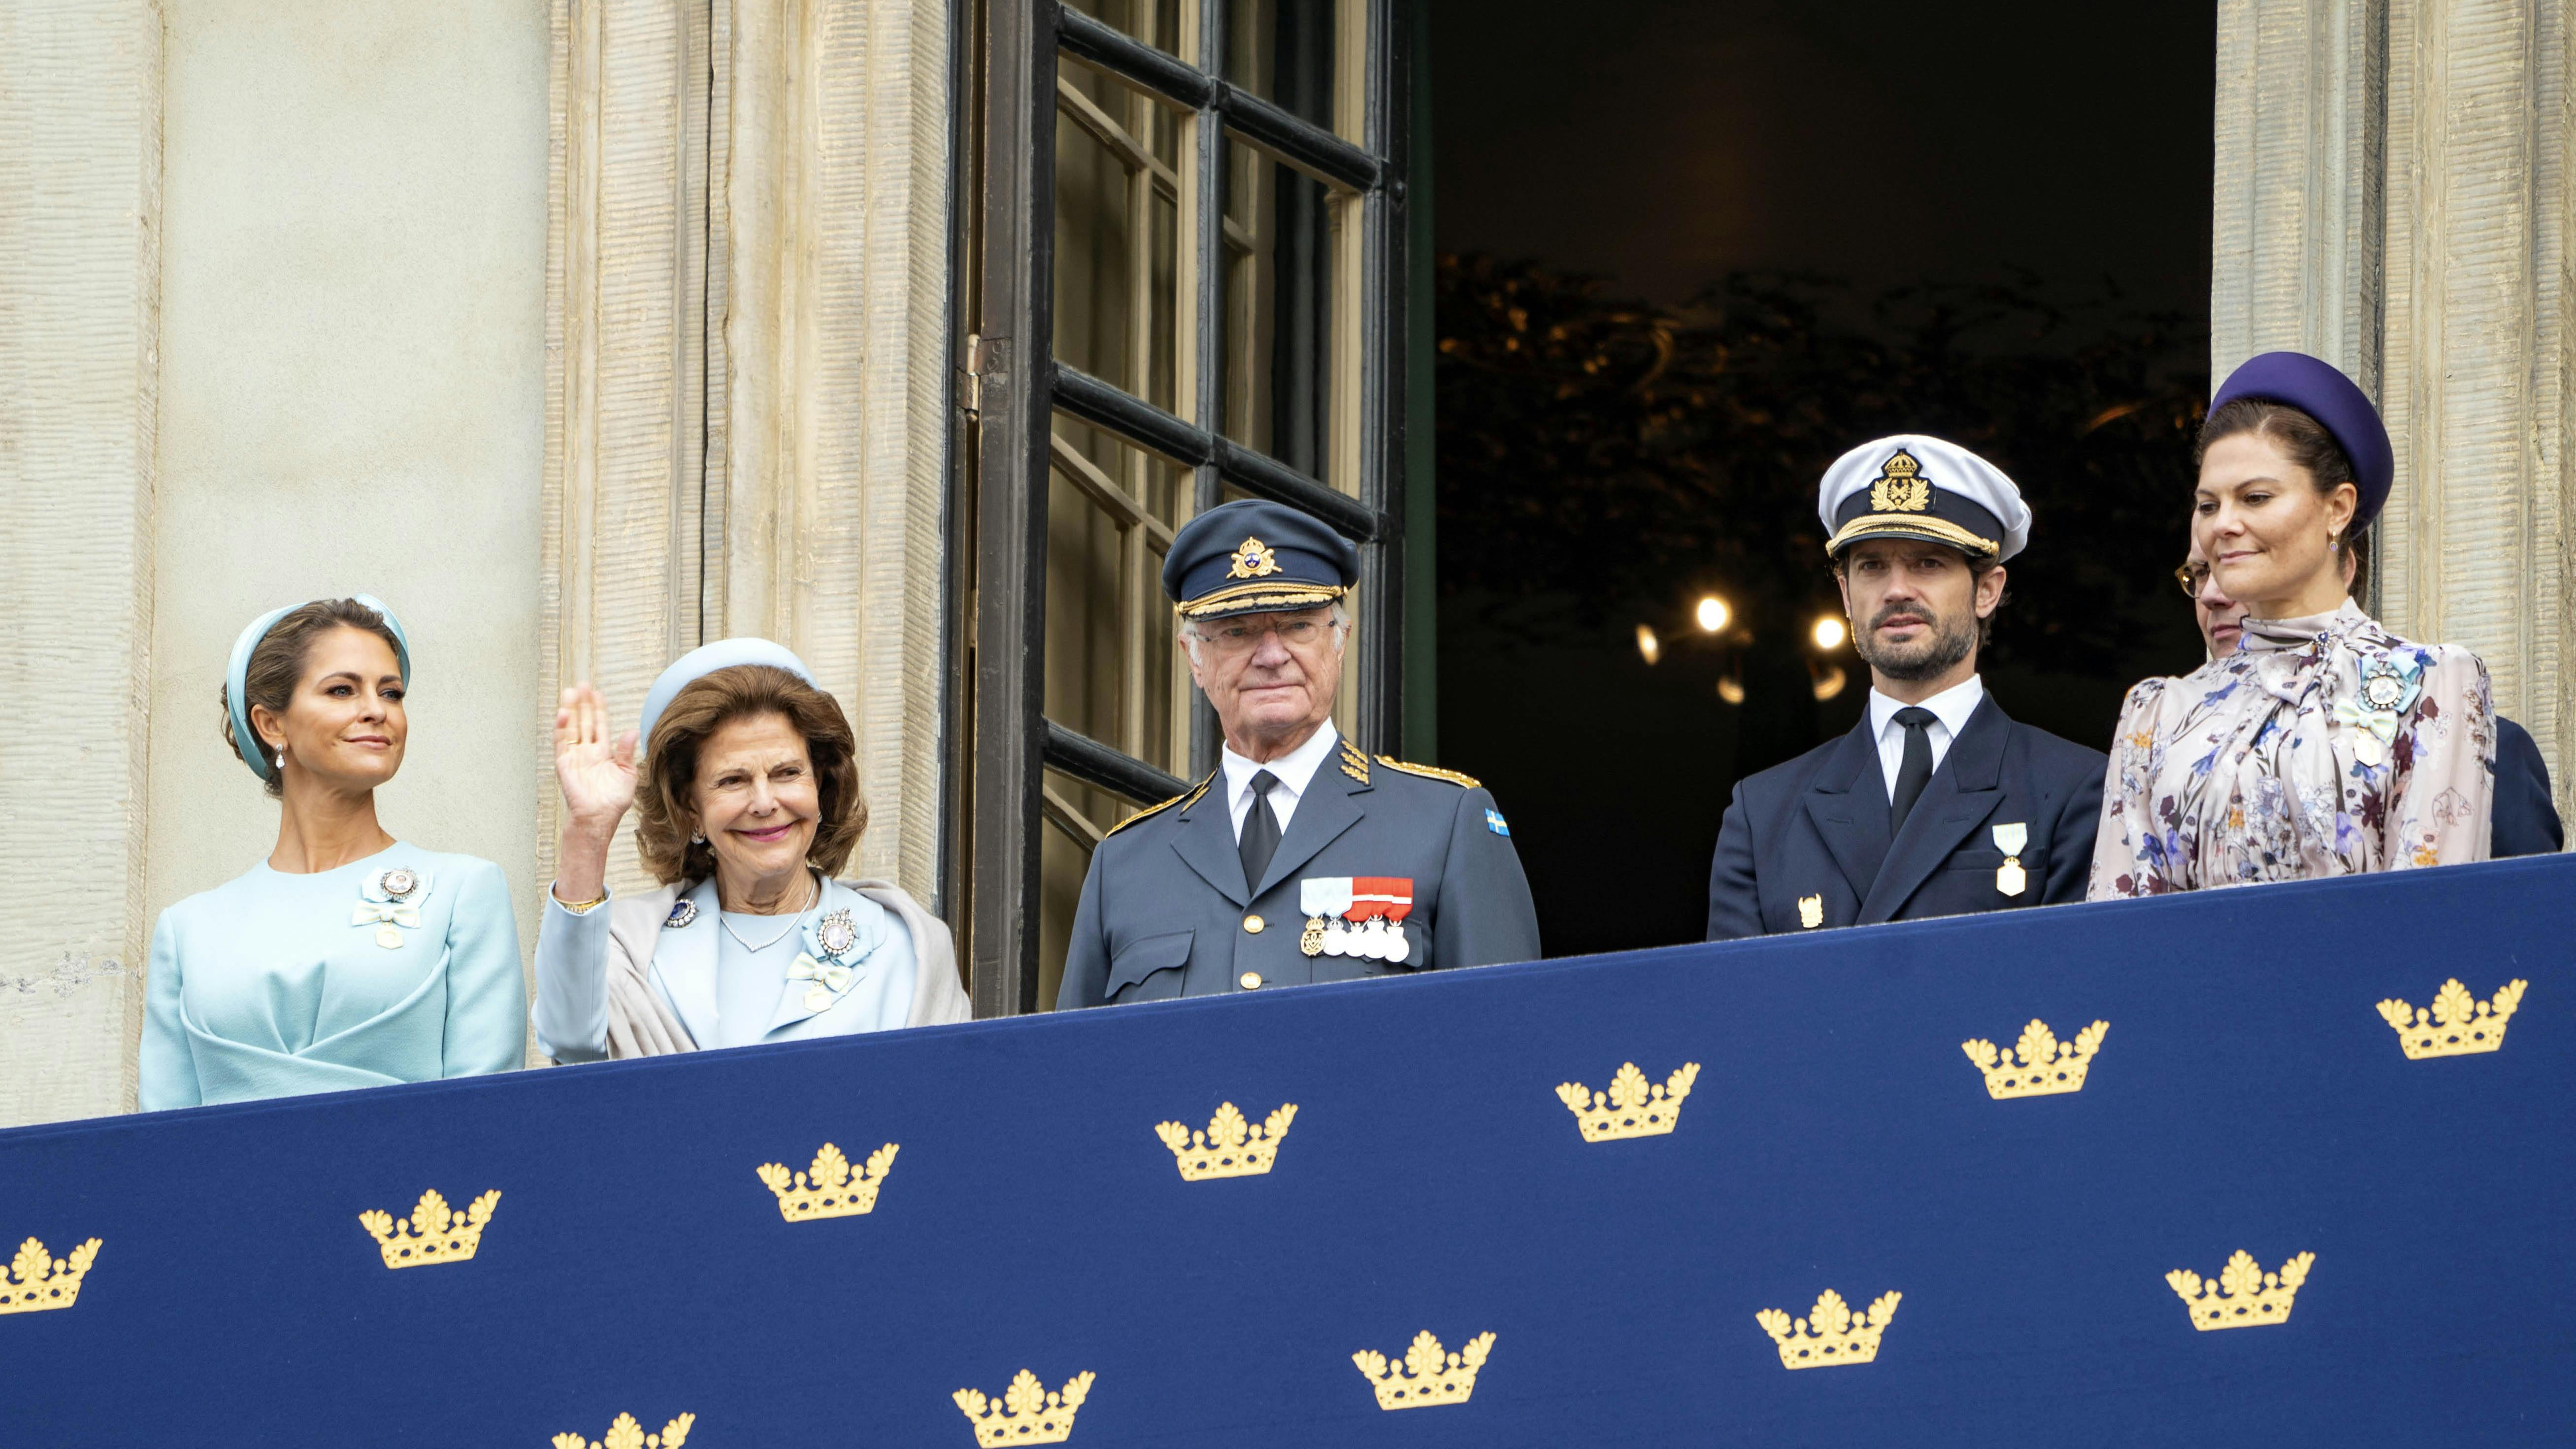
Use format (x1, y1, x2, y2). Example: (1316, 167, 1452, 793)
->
(632, 664, 867, 885)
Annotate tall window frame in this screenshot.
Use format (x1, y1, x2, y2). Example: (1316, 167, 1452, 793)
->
(956, 0, 1414, 1015)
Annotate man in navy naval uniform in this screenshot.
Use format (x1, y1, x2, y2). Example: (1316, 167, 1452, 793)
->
(1058, 499, 1541, 1008)
(1706, 436, 2106, 940)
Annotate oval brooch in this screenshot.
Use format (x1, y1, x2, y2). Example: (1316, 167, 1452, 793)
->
(815, 909, 859, 961)
(664, 900, 699, 929)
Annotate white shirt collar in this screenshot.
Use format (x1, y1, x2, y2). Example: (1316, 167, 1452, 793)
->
(1867, 674, 1985, 742)
(1221, 720, 1341, 822)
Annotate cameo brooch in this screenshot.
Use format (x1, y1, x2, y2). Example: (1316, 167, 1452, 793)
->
(355, 867, 434, 950)
(815, 908, 860, 961)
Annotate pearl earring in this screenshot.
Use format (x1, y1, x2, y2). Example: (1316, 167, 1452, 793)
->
(275, 751, 286, 771)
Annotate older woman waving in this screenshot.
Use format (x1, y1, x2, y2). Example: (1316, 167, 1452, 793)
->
(2091, 352, 2497, 897)
(535, 640, 968, 1061)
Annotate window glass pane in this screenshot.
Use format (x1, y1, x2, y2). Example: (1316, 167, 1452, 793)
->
(1225, 0, 1337, 135)
(1054, 69, 1184, 411)
(1222, 136, 1338, 485)
(1043, 416, 1193, 775)
(1062, 0, 1183, 57)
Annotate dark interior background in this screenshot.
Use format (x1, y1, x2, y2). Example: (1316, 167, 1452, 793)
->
(1426, 0, 2218, 957)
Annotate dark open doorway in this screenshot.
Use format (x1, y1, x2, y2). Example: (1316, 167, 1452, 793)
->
(1426, 0, 2220, 957)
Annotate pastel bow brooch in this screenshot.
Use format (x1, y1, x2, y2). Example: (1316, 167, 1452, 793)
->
(2331, 657, 2427, 768)
(351, 902, 422, 928)
(787, 954, 854, 1012)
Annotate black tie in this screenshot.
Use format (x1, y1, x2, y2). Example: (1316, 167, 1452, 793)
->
(1239, 770, 1283, 891)
(1889, 707, 1937, 833)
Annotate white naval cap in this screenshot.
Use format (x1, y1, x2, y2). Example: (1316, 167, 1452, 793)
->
(1816, 434, 2032, 563)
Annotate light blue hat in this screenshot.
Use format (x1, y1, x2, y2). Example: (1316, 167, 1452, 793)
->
(637, 638, 819, 751)
(225, 595, 412, 781)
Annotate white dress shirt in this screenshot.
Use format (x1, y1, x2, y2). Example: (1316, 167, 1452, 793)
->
(1866, 675, 1986, 802)
(1221, 722, 1341, 842)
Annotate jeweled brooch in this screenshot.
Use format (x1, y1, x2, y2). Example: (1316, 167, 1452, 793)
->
(815, 908, 859, 960)
(665, 900, 699, 929)
(379, 868, 420, 902)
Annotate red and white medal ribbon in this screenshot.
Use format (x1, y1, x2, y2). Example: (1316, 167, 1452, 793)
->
(1299, 877, 1415, 962)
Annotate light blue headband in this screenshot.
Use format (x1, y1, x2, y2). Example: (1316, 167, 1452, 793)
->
(637, 638, 819, 751)
(225, 595, 412, 781)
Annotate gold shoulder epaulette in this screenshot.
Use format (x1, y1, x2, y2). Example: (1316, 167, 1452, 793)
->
(1375, 755, 1481, 789)
(1106, 774, 1213, 837)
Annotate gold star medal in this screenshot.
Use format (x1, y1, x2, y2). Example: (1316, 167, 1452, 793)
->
(1992, 822, 2029, 897)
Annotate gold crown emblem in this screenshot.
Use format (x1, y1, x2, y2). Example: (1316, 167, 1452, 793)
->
(1756, 1288, 1900, 1369)
(359, 1189, 498, 1269)
(756, 1142, 898, 1221)
(2167, 1250, 2314, 1330)
(0, 1234, 101, 1314)
(1554, 1062, 1700, 1142)
(1154, 1102, 1296, 1180)
(1962, 1019, 2108, 1099)
(1352, 1330, 1495, 1410)
(1226, 536, 1282, 579)
(1869, 449, 1932, 512)
(2378, 978, 2526, 1059)
(551, 1412, 693, 1449)
(953, 1370, 1094, 1446)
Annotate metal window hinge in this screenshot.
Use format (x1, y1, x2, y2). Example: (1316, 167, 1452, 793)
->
(962, 334, 1009, 419)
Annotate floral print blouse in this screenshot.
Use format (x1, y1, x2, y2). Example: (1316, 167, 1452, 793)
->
(2089, 601, 2496, 897)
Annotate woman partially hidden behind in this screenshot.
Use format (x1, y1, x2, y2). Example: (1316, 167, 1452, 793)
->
(533, 640, 968, 1061)
(2091, 352, 2496, 897)
(140, 598, 525, 1109)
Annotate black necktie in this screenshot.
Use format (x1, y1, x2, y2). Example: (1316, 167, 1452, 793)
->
(1889, 707, 1937, 832)
(1239, 770, 1282, 891)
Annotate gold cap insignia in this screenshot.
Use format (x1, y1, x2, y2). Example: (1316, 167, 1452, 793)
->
(2377, 977, 2526, 1058)
(955, 1370, 1094, 1446)
(359, 1188, 500, 1268)
(1961, 1019, 2107, 1099)
(1225, 536, 1282, 579)
(1554, 1062, 1699, 1142)
(1154, 1102, 1296, 1180)
(0, 1234, 101, 1314)
(1756, 1288, 1900, 1368)
(1353, 1330, 1496, 1409)
(552, 1412, 694, 1449)
(2167, 1250, 2314, 1330)
(1868, 449, 1932, 512)
(756, 1142, 898, 1221)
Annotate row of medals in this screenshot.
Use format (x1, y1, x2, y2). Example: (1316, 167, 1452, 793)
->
(1299, 915, 1411, 962)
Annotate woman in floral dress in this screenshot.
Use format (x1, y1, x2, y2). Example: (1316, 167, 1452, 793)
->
(2089, 351, 2495, 898)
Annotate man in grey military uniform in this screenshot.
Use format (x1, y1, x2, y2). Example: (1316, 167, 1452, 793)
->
(1057, 499, 1541, 1009)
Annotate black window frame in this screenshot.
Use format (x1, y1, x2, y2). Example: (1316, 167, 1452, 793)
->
(955, 0, 1414, 1015)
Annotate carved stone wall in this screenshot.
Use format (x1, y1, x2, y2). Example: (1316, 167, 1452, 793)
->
(2213, 0, 2573, 826)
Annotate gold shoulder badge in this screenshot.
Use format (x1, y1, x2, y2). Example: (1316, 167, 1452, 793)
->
(1105, 774, 1214, 837)
(1375, 755, 1480, 789)
(1226, 536, 1282, 579)
(1339, 739, 1370, 783)
(1869, 449, 1932, 513)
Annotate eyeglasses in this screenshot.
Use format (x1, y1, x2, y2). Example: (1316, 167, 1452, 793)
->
(2174, 561, 2211, 599)
(1193, 615, 1338, 657)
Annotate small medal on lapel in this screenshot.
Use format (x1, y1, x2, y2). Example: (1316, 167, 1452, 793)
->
(374, 924, 403, 949)
(1300, 916, 1326, 957)
(1992, 822, 2029, 897)
(1798, 894, 1824, 929)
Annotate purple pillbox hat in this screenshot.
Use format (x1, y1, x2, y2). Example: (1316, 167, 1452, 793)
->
(2209, 350, 2395, 528)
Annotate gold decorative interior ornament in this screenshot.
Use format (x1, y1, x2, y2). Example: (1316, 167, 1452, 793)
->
(551, 1412, 693, 1449)
(1757, 1288, 1900, 1369)
(0, 1234, 101, 1314)
(1352, 1330, 1496, 1410)
(1554, 1062, 1700, 1142)
(1225, 536, 1282, 579)
(954, 1370, 1094, 1446)
(756, 1142, 898, 1221)
(1154, 1102, 1296, 1180)
(2378, 978, 2526, 1059)
(1868, 449, 1933, 512)
(359, 1189, 499, 1269)
(2167, 1250, 2314, 1331)
(1962, 1019, 2108, 1099)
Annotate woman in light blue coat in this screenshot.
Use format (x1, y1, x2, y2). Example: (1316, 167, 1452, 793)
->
(139, 597, 526, 1110)
(534, 640, 968, 1061)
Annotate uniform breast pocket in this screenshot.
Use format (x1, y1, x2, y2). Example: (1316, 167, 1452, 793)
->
(1941, 847, 2009, 873)
(1106, 929, 1193, 1003)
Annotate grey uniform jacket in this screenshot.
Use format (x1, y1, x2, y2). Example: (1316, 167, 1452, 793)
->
(1056, 740, 1542, 1008)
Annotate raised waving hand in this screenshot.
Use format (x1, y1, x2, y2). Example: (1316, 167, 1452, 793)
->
(550, 684, 637, 905)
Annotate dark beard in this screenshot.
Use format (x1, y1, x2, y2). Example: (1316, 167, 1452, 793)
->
(1853, 603, 1977, 682)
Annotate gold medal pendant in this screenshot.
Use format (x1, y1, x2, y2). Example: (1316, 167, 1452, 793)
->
(1797, 895, 1824, 929)
(1996, 858, 2027, 897)
(1991, 823, 2030, 897)
(1300, 915, 1326, 957)
(374, 923, 404, 950)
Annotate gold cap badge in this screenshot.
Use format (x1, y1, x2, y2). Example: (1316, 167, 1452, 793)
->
(1868, 449, 1932, 512)
(1225, 536, 1282, 579)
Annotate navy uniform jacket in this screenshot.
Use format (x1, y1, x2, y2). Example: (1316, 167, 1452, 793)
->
(2494, 715, 2564, 858)
(1706, 695, 2105, 940)
(1057, 740, 1542, 1008)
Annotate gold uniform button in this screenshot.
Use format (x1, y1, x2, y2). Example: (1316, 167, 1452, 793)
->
(1239, 971, 1263, 990)
(1243, 913, 1265, 934)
